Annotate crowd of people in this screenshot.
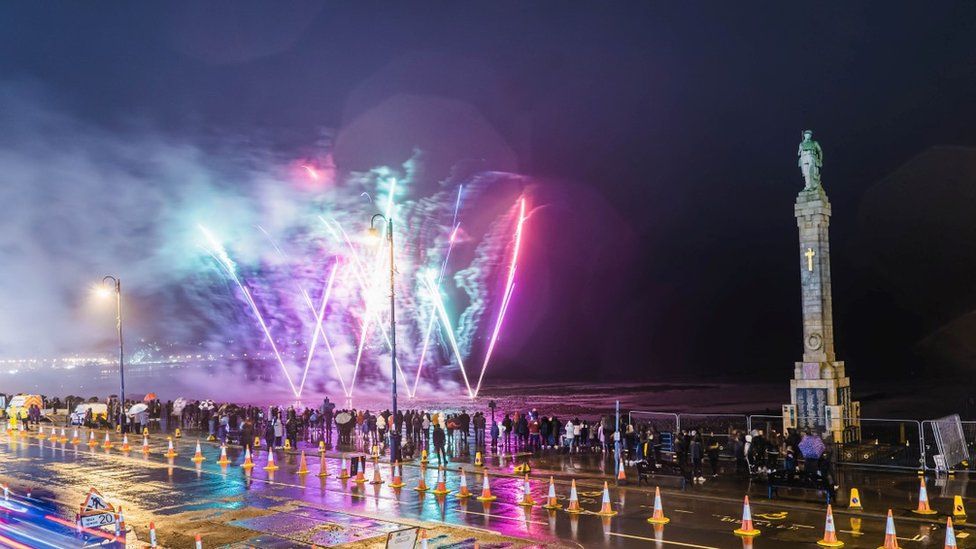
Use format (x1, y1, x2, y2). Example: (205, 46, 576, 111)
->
(3, 393, 834, 480)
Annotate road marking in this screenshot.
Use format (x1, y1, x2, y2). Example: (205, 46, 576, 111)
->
(608, 531, 721, 548)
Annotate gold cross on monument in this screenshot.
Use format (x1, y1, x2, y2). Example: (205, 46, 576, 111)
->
(805, 247, 815, 272)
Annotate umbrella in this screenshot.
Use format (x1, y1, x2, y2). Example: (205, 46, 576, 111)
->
(128, 403, 148, 416)
(143, 393, 157, 402)
(218, 403, 240, 415)
(335, 412, 352, 425)
(172, 397, 187, 415)
(199, 400, 215, 411)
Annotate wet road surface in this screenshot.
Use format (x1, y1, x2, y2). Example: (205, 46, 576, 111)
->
(0, 428, 971, 547)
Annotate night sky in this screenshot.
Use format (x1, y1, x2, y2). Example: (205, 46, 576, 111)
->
(3, 2, 976, 383)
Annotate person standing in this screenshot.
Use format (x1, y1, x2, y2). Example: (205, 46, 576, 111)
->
(241, 418, 255, 453)
(432, 424, 447, 465)
(473, 411, 486, 449)
(502, 413, 513, 452)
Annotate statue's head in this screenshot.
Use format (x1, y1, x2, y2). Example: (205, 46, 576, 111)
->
(802, 129, 813, 140)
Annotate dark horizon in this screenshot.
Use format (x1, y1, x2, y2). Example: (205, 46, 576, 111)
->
(3, 3, 976, 391)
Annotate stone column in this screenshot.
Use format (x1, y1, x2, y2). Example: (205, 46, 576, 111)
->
(786, 186, 860, 442)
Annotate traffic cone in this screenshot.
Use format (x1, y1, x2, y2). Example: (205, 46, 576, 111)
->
(142, 434, 150, 454)
(390, 461, 405, 488)
(195, 533, 202, 549)
(264, 450, 279, 471)
(103, 432, 113, 449)
(174, 428, 182, 439)
(254, 436, 261, 449)
(617, 461, 626, 483)
(414, 467, 430, 492)
(372, 445, 380, 460)
(241, 447, 254, 469)
(733, 495, 761, 537)
(476, 474, 496, 501)
(518, 475, 536, 506)
(164, 437, 177, 458)
(816, 504, 843, 547)
(953, 495, 966, 520)
(646, 486, 670, 524)
(121, 434, 131, 452)
(192, 441, 205, 462)
(945, 516, 958, 549)
(71, 429, 80, 445)
(848, 488, 863, 511)
(474, 451, 483, 467)
(149, 521, 157, 548)
(284, 438, 292, 450)
(317, 453, 329, 478)
(420, 449, 429, 464)
(879, 509, 899, 549)
(369, 460, 385, 485)
(337, 457, 350, 479)
(565, 479, 581, 514)
(542, 477, 561, 509)
(432, 467, 449, 494)
(318, 440, 326, 454)
(207, 433, 216, 442)
(913, 478, 938, 515)
(298, 451, 309, 475)
(354, 456, 367, 483)
(59, 427, 67, 443)
(49, 426, 58, 441)
(596, 481, 617, 516)
(217, 445, 230, 465)
(117, 506, 126, 539)
(143, 427, 149, 436)
(457, 468, 472, 498)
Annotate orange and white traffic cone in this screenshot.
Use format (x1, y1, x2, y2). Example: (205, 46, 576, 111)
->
(647, 486, 670, 524)
(518, 475, 536, 506)
(616, 461, 626, 483)
(337, 457, 350, 479)
(542, 477, 561, 509)
(456, 468, 471, 498)
(945, 516, 958, 549)
(264, 450, 279, 471)
(59, 428, 67, 443)
(149, 521, 158, 548)
(596, 481, 617, 516)
(879, 509, 899, 549)
(191, 441, 205, 462)
(142, 434, 150, 454)
(913, 478, 938, 515)
(415, 469, 430, 492)
(120, 434, 130, 452)
(354, 457, 367, 483)
(817, 504, 843, 547)
(88, 430, 97, 447)
(476, 474, 496, 501)
(565, 479, 582, 514)
(116, 506, 126, 540)
(47, 426, 57, 441)
(71, 429, 80, 445)
(432, 467, 449, 494)
(369, 461, 384, 485)
(298, 451, 309, 475)
(733, 495, 761, 537)
(389, 461, 405, 488)
(217, 445, 230, 466)
(164, 437, 177, 458)
(317, 453, 329, 478)
(241, 447, 254, 470)
(195, 533, 203, 549)
(103, 432, 113, 449)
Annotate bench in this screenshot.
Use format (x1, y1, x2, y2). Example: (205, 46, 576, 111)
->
(766, 470, 836, 504)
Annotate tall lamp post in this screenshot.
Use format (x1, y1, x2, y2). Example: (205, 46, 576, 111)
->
(369, 214, 400, 463)
(100, 276, 126, 432)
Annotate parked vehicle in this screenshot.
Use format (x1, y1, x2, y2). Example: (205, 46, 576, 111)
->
(70, 403, 108, 426)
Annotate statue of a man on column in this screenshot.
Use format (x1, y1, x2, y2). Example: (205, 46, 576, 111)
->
(797, 129, 823, 190)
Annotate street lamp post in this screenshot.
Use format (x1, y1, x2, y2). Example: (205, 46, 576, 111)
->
(370, 214, 400, 463)
(102, 276, 126, 433)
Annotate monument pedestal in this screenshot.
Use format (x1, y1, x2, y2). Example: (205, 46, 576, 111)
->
(783, 164, 860, 442)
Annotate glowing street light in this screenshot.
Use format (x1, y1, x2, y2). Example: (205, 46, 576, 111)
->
(97, 275, 126, 432)
(369, 213, 400, 464)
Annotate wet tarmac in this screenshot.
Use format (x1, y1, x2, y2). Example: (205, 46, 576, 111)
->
(0, 428, 972, 548)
